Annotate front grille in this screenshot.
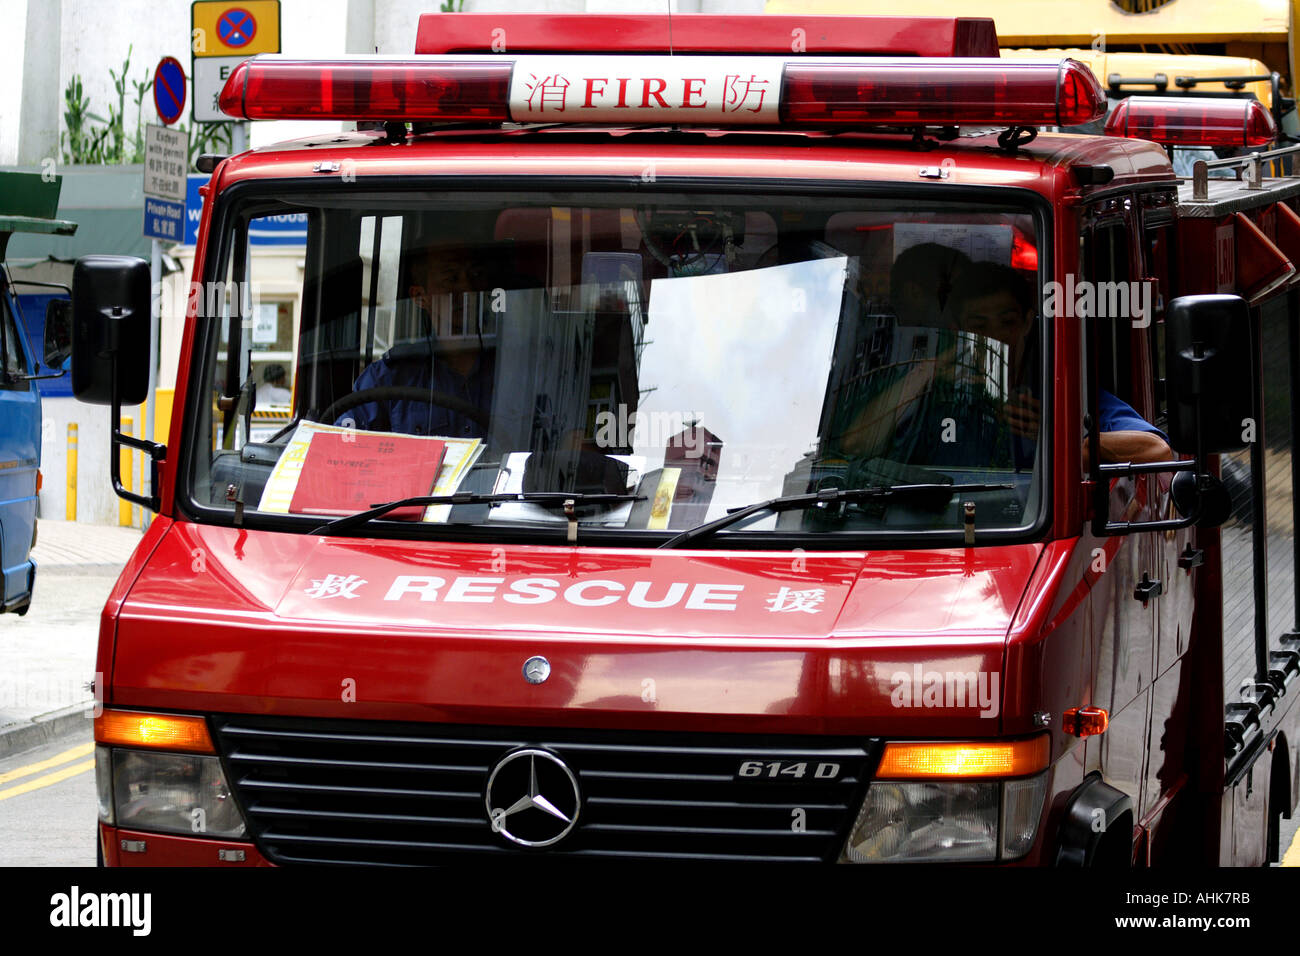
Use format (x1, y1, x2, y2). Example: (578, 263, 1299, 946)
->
(211, 714, 876, 864)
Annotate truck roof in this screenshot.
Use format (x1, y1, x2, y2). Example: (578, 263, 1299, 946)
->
(215, 125, 1175, 196)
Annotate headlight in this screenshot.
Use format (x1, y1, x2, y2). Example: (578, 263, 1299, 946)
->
(841, 773, 1048, 863)
(1000, 773, 1050, 858)
(95, 745, 114, 825)
(109, 749, 247, 839)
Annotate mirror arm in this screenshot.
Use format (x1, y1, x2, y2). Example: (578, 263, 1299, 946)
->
(1093, 451, 1210, 535)
(1097, 458, 1197, 478)
(1099, 511, 1201, 535)
(108, 350, 165, 513)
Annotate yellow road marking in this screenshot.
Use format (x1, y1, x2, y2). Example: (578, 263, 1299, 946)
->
(1283, 826, 1300, 867)
(0, 758, 95, 800)
(0, 741, 94, 786)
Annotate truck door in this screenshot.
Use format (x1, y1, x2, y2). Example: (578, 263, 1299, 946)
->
(1136, 195, 1198, 858)
(1083, 208, 1161, 845)
(0, 277, 40, 611)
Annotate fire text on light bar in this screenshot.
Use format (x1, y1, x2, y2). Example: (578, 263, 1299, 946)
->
(508, 55, 783, 124)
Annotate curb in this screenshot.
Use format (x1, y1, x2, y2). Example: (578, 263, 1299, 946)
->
(38, 562, 131, 574)
(0, 700, 95, 759)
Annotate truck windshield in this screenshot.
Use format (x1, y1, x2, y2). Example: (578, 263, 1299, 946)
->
(188, 186, 1047, 544)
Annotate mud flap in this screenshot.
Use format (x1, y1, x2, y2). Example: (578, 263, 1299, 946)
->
(1055, 775, 1134, 866)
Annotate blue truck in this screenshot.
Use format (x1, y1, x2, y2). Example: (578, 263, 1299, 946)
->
(0, 171, 76, 614)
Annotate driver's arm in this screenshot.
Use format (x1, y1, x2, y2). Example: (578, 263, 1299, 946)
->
(837, 349, 954, 459)
(1083, 390, 1172, 468)
(1082, 430, 1172, 469)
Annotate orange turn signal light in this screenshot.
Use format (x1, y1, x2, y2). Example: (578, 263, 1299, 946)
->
(1063, 706, 1109, 738)
(94, 709, 215, 753)
(876, 735, 1050, 779)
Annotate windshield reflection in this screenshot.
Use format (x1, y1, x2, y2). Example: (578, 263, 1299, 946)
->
(194, 198, 1044, 540)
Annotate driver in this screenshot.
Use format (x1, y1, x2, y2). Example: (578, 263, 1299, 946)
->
(943, 262, 1172, 467)
(334, 244, 494, 438)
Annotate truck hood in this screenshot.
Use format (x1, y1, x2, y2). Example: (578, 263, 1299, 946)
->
(111, 522, 1042, 734)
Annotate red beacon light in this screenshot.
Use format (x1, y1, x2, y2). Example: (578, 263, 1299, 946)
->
(219, 57, 513, 122)
(219, 54, 1105, 132)
(780, 58, 1105, 128)
(1104, 96, 1277, 148)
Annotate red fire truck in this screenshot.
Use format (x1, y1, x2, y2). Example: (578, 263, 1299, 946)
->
(63, 14, 1300, 865)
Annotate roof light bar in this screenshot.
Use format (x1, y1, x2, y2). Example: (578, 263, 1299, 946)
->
(414, 13, 1000, 58)
(220, 55, 1105, 131)
(220, 58, 513, 122)
(1104, 96, 1276, 147)
(781, 58, 1105, 128)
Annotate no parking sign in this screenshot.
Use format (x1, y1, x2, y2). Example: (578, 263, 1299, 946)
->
(153, 57, 186, 126)
(192, 0, 280, 122)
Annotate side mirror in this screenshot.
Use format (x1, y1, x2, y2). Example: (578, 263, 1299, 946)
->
(43, 298, 72, 369)
(71, 255, 150, 406)
(1164, 294, 1254, 454)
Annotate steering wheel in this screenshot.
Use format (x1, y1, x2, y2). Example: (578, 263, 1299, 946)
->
(317, 386, 504, 448)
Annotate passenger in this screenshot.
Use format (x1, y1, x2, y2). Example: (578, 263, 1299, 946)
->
(336, 244, 494, 438)
(943, 262, 1172, 467)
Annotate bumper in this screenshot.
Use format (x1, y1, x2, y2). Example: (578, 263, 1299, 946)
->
(98, 823, 272, 867)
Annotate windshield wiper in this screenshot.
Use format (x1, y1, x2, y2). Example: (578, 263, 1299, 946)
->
(312, 491, 645, 536)
(656, 483, 1015, 549)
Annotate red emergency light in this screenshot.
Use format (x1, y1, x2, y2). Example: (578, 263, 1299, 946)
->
(1103, 96, 1276, 148)
(220, 55, 1105, 131)
(220, 58, 513, 122)
(414, 13, 1000, 58)
(781, 58, 1104, 128)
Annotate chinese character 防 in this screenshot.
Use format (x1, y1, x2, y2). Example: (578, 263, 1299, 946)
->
(723, 74, 770, 113)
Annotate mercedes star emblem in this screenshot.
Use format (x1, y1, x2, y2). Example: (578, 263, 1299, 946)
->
(522, 655, 551, 684)
(484, 748, 581, 848)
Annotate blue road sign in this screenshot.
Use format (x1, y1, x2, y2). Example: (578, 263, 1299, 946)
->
(145, 197, 185, 241)
(218, 8, 257, 48)
(185, 174, 205, 245)
(185, 174, 307, 246)
(153, 57, 187, 125)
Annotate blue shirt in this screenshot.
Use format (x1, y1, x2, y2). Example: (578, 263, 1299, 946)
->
(1098, 390, 1167, 441)
(335, 345, 492, 438)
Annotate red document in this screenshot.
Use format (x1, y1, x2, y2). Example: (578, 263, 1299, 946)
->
(289, 432, 447, 519)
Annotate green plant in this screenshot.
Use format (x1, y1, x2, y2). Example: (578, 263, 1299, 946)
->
(130, 70, 154, 163)
(439, 0, 465, 11)
(61, 74, 92, 163)
(60, 47, 232, 168)
(185, 120, 234, 165)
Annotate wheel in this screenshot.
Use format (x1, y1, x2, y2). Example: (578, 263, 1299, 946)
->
(317, 386, 512, 456)
(319, 385, 491, 432)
